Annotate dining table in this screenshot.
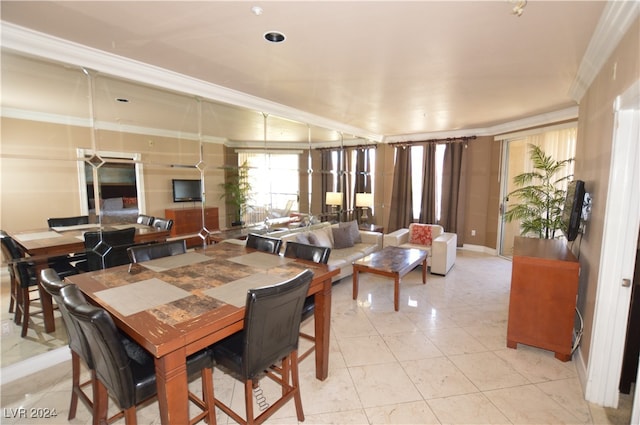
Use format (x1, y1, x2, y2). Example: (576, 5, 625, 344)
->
(64, 241, 338, 425)
(9, 223, 169, 333)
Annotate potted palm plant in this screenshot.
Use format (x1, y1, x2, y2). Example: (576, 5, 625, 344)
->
(219, 161, 252, 227)
(503, 144, 574, 239)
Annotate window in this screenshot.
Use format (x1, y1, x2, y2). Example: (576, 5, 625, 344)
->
(410, 144, 446, 221)
(237, 151, 300, 222)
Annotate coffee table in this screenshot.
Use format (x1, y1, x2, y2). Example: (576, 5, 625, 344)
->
(352, 246, 428, 311)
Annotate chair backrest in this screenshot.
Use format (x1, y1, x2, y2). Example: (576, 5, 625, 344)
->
(284, 241, 331, 264)
(127, 240, 187, 264)
(40, 270, 94, 369)
(63, 290, 143, 409)
(0, 230, 24, 260)
(151, 218, 173, 231)
(136, 214, 155, 226)
(84, 227, 136, 271)
(48, 215, 90, 228)
(246, 233, 282, 254)
(242, 269, 313, 379)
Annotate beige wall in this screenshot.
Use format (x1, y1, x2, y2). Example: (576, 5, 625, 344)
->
(0, 117, 226, 232)
(572, 17, 640, 365)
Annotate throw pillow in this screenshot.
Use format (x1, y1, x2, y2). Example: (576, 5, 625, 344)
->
(309, 228, 332, 248)
(339, 220, 362, 243)
(122, 197, 137, 208)
(409, 223, 433, 246)
(332, 226, 355, 249)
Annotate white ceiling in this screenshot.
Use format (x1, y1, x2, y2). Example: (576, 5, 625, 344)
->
(0, 1, 609, 144)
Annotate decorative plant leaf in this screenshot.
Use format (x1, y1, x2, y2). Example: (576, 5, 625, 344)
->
(504, 144, 574, 239)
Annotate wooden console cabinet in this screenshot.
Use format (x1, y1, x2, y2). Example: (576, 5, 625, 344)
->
(165, 207, 219, 241)
(506, 236, 580, 361)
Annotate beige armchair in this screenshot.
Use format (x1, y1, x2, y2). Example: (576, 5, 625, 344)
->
(383, 223, 457, 275)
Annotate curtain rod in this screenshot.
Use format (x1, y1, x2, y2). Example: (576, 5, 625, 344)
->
(315, 143, 378, 151)
(389, 135, 477, 148)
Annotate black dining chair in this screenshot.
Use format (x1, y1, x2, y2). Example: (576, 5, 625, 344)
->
(126, 240, 187, 271)
(211, 269, 313, 425)
(46, 216, 90, 270)
(127, 239, 187, 263)
(40, 269, 96, 420)
(283, 241, 331, 362)
(82, 227, 136, 271)
(63, 286, 216, 425)
(151, 217, 173, 231)
(0, 230, 79, 336)
(135, 214, 155, 226)
(47, 215, 90, 228)
(245, 233, 282, 255)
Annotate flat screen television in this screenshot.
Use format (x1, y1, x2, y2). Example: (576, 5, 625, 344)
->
(561, 179, 585, 241)
(172, 179, 202, 202)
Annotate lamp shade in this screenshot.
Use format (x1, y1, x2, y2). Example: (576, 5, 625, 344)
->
(355, 193, 373, 208)
(325, 192, 343, 206)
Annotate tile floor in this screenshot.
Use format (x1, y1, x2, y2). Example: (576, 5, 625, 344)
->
(0, 250, 633, 424)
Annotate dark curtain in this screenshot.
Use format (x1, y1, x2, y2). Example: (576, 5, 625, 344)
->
(440, 142, 467, 246)
(320, 150, 333, 213)
(354, 148, 369, 223)
(342, 149, 354, 222)
(419, 143, 437, 224)
(388, 146, 413, 232)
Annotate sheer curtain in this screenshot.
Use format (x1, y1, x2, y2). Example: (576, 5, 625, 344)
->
(521, 127, 577, 188)
(419, 143, 437, 224)
(388, 146, 413, 232)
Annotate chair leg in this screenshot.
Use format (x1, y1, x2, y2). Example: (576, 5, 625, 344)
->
(68, 351, 81, 420)
(93, 380, 109, 425)
(244, 379, 255, 425)
(290, 351, 304, 422)
(13, 285, 23, 325)
(8, 275, 16, 314)
(123, 407, 137, 425)
(20, 287, 30, 337)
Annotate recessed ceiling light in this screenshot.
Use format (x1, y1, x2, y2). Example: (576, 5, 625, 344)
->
(264, 31, 286, 43)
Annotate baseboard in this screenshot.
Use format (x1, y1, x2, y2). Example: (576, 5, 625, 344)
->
(574, 345, 589, 395)
(1, 347, 70, 384)
(461, 244, 497, 256)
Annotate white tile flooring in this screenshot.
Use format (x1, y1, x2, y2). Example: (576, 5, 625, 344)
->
(0, 250, 633, 424)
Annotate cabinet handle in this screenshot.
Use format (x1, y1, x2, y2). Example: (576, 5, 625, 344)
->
(622, 278, 631, 287)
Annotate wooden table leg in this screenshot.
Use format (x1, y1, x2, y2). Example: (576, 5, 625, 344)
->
(394, 274, 400, 311)
(314, 277, 332, 380)
(155, 348, 189, 425)
(352, 267, 359, 300)
(422, 258, 427, 284)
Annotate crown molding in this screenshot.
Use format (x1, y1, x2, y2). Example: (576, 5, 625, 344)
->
(383, 106, 578, 143)
(1, 22, 381, 142)
(569, 1, 640, 102)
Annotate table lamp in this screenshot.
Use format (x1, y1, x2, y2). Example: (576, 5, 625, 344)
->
(325, 191, 342, 221)
(355, 193, 374, 224)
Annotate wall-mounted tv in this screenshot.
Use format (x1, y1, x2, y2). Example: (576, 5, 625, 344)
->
(561, 180, 586, 241)
(172, 179, 202, 202)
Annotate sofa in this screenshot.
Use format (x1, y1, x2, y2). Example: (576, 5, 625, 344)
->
(383, 223, 457, 275)
(274, 221, 383, 282)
